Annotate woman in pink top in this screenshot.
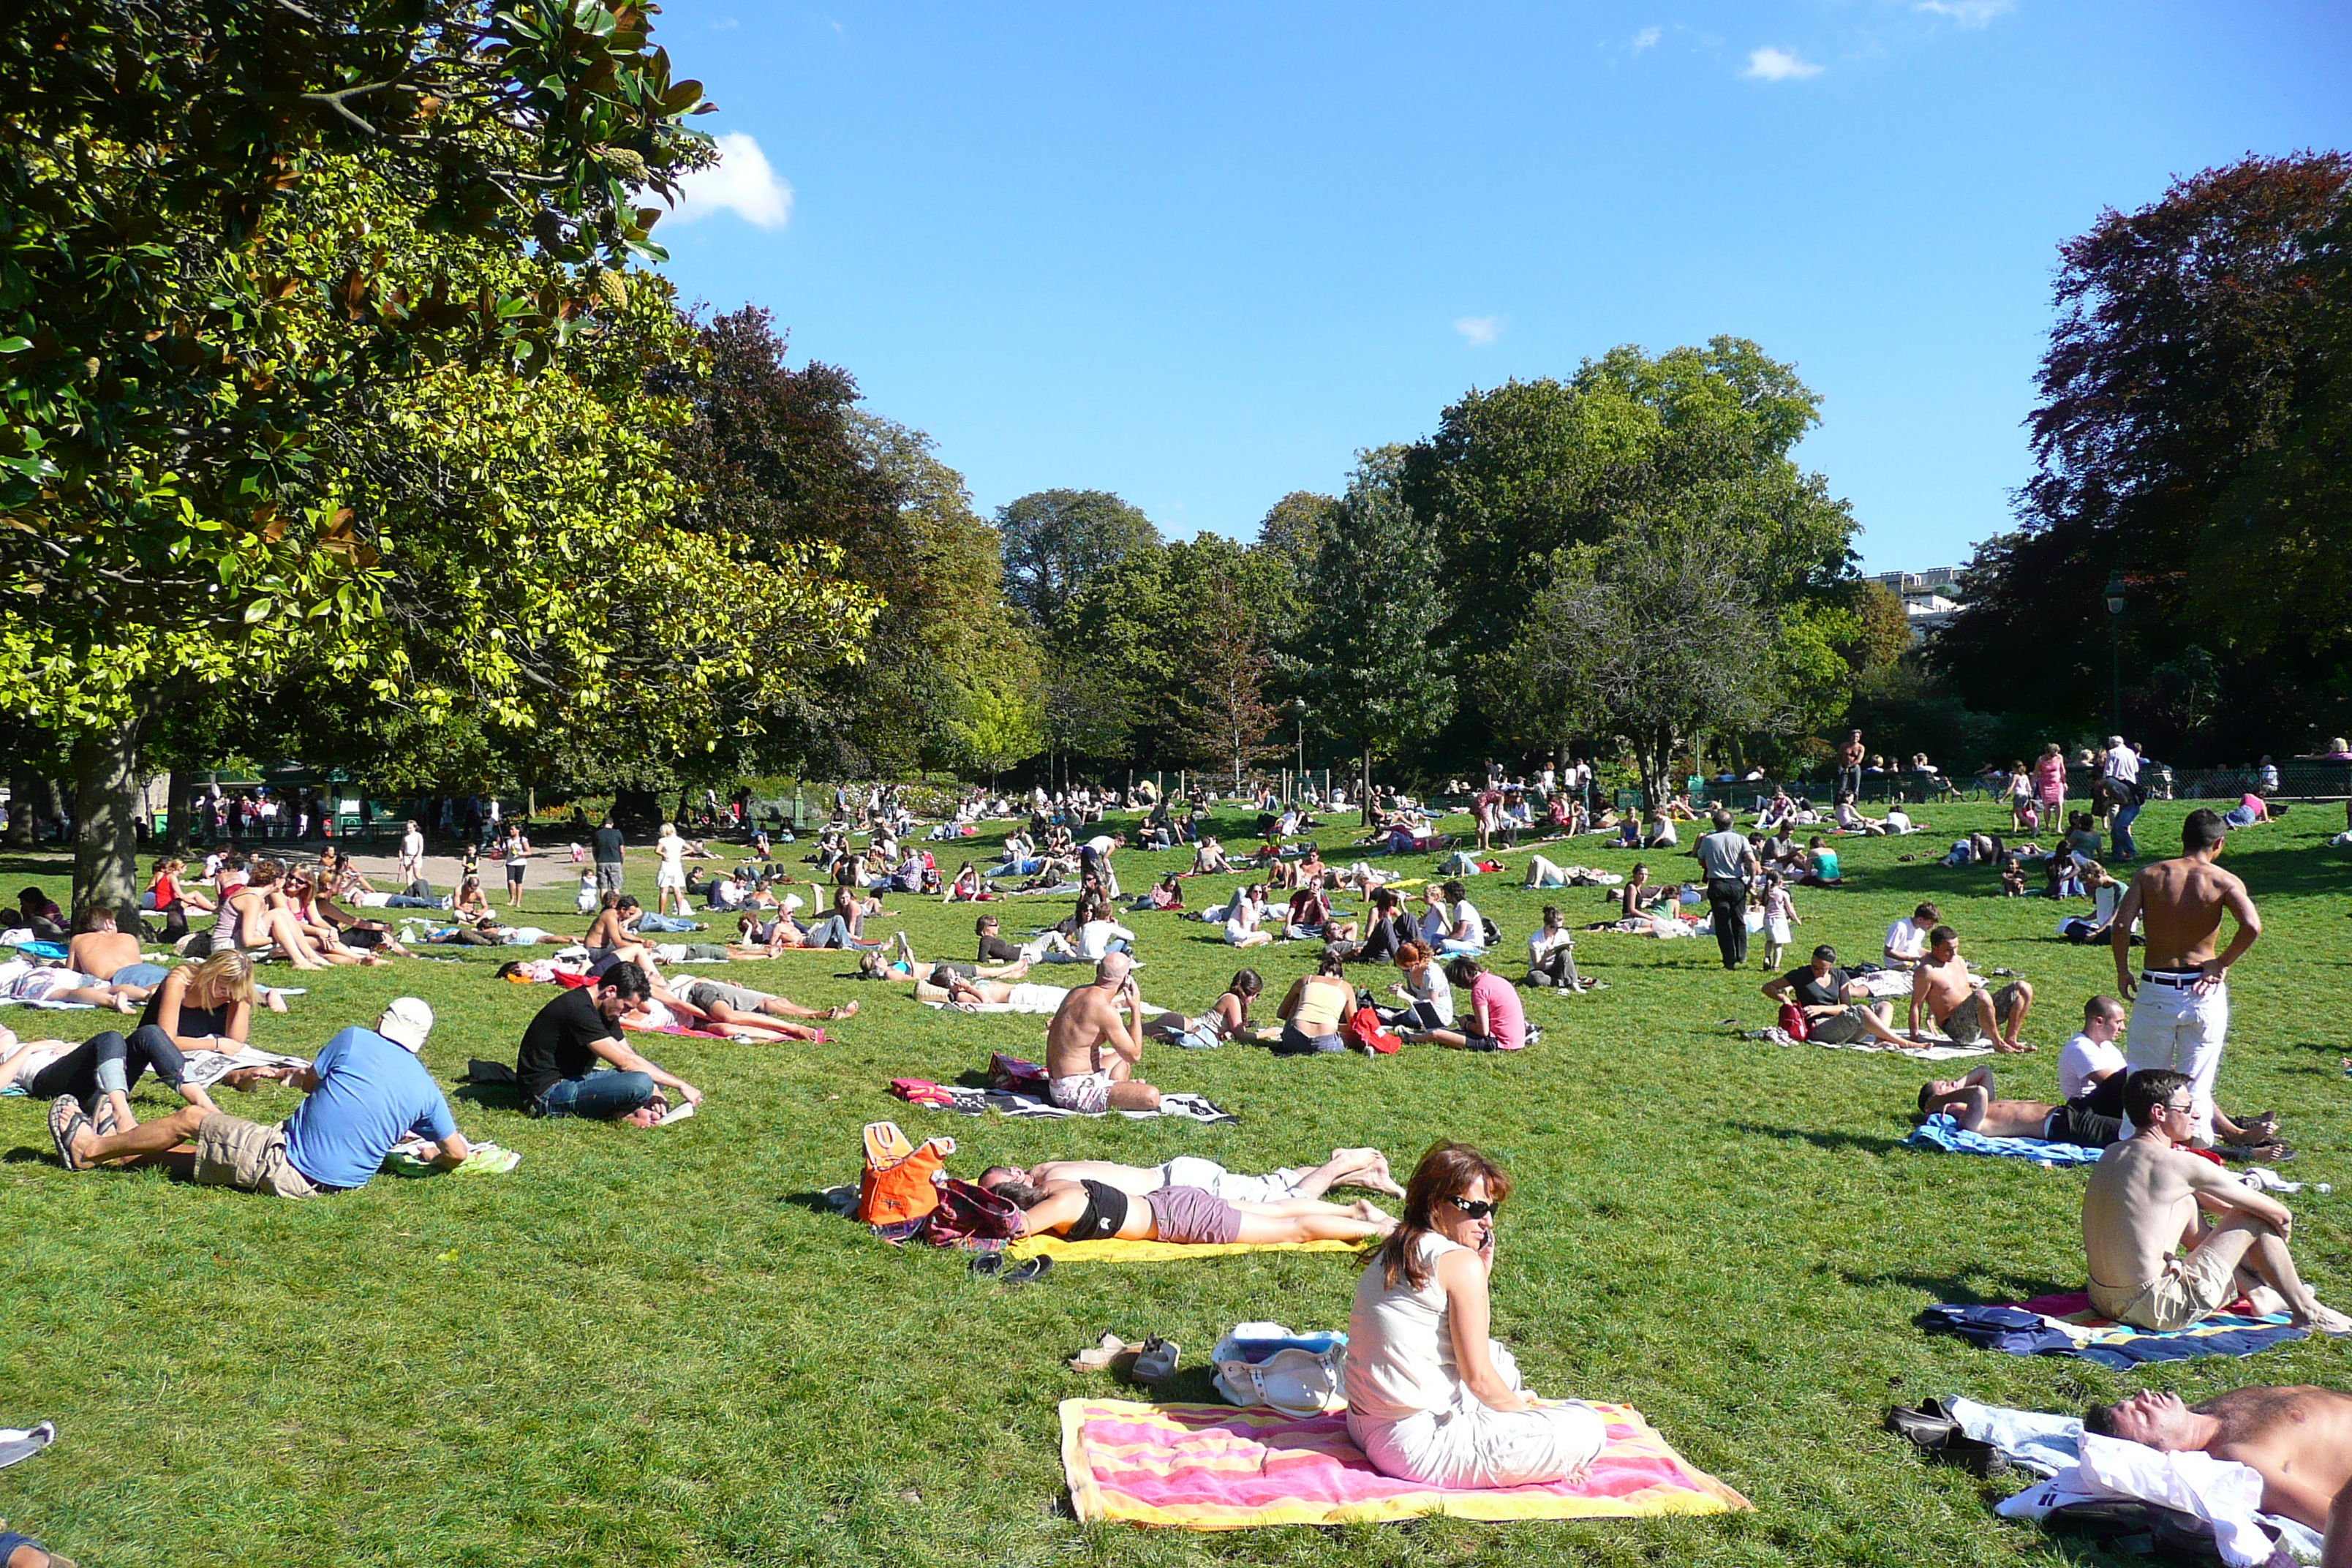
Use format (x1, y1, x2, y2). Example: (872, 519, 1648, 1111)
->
(1405, 957, 1526, 1052)
(2032, 743, 2068, 819)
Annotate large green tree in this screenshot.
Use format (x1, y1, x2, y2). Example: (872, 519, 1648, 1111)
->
(0, 0, 722, 908)
(1931, 152, 2352, 760)
(996, 489, 1161, 636)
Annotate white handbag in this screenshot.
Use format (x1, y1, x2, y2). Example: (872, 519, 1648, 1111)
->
(1210, 1322, 1349, 1417)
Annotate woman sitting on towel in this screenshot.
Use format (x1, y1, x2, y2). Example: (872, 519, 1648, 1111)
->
(1345, 1142, 1603, 1488)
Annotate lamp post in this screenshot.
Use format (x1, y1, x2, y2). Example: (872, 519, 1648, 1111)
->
(2103, 570, 2127, 735)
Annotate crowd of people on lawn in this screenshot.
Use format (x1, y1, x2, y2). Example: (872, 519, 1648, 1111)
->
(9, 739, 2348, 1556)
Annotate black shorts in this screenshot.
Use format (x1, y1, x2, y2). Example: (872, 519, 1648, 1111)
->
(1462, 1033, 1502, 1053)
(505, 864, 525, 883)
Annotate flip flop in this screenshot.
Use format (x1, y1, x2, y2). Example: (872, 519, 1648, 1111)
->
(1002, 1256, 1052, 1286)
(1130, 1336, 1180, 1383)
(91, 1097, 118, 1139)
(49, 1096, 92, 1172)
(968, 1252, 1005, 1277)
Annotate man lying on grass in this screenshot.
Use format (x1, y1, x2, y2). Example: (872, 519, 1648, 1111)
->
(517, 965, 704, 1126)
(980, 1147, 1406, 1205)
(49, 1000, 469, 1197)
(2082, 1069, 2351, 1334)
(1917, 1066, 2122, 1145)
(2086, 1387, 2352, 1563)
(994, 1172, 1396, 1248)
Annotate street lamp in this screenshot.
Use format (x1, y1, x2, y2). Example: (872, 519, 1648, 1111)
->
(2103, 570, 2126, 734)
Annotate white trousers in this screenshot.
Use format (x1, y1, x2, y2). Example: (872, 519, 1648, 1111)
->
(1158, 1156, 1308, 1205)
(1346, 1344, 1605, 1489)
(2125, 977, 2230, 1144)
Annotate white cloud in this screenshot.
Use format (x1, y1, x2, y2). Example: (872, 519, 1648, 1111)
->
(1743, 45, 1824, 80)
(1631, 26, 1662, 51)
(1453, 316, 1501, 347)
(1915, 0, 2013, 26)
(668, 132, 793, 230)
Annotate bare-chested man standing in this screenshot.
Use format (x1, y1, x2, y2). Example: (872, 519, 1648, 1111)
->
(1044, 951, 1158, 1113)
(2108, 807, 2258, 1147)
(2087, 1387, 2352, 1564)
(1910, 925, 2034, 1051)
(2081, 1068, 2348, 1333)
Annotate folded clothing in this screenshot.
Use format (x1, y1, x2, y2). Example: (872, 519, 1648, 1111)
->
(1904, 1113, 2104, 1166)
(1921, 1293, 2305, 1369)
(1059, 1398, 1749, 1529)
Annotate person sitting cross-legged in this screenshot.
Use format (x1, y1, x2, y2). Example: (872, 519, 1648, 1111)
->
(2081, 1068, 2351, 1334)
(1344, 1142, 1605, 1488)
(516, 965, 704, 1127)
(49, 999, 470, 1196)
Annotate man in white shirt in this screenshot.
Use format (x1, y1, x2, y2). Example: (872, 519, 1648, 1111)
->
(1433, 879, 1485, 954)
(1882, 902, 1940, 969)
(2059, 994, 2128, 1102)
(2103, 734, 2144, 860)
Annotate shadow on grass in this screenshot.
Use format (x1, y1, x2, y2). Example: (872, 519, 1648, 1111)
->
(1723, 1120, 1908, 1157)
(780, 1187, 853, 1217)
(1837, 1264, 2076, 1307)
(2, 1145, 50, 1164)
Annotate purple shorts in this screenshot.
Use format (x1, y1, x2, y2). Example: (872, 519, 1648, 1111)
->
(1145, 1185, 1243, 1245)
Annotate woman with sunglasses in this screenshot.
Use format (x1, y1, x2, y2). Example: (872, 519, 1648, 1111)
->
(1345, 1142, 1603, 1488)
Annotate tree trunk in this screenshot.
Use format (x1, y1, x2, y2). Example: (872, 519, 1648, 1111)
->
(4, 768, 35, 848)
(1360, 745, 1373, 826)
(165, 767, 194, 851)
(72, 691, 162, 916)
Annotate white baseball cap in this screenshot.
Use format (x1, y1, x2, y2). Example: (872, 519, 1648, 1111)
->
(379, 997, 434, 1052)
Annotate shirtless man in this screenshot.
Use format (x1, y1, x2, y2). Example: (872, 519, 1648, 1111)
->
(1044, 951, 1158, 1112)
(1910, 925, 2034, 1051)
(2081, 1068, 2349, 1333)
(2110, 807, 2258, 1147)
(67, 907, 148, 984)
(1917, 1066, 2122, 1145)
(978, 1147, 1406, 1205)
(2085, 1387, 2352, 1564)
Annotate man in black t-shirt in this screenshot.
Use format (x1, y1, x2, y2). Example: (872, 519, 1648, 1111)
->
(1761, 943, 1910, 1047)
(516, 965, 702, 1125)
(590, 815, 626, 896)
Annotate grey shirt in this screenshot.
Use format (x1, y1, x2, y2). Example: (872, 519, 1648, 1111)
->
(1696, 829, 1753, 881)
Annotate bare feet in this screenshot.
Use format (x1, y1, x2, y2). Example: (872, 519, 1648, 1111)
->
(2293, 1297, 2352, 1335)
(263, 990, 290, 1013)
(829, 1000, 860, 1019)
(110, 993, 135, 1013)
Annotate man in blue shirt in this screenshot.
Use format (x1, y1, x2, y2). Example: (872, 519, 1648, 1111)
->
(49, 998, 470, 1196)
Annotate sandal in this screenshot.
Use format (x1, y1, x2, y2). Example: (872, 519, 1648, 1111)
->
(1130, 1336, 1180, 1384)
(49, 1096, 93, 1172)
(1069, 1333, 1128, 1371)
(1002, 1256, 1052, 1286)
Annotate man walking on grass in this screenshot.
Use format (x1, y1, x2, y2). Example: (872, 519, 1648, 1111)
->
(1695, 808, 1759, 970)
(592, 812, 627, 897)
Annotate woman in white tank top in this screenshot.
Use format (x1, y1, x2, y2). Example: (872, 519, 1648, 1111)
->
(1343, 1142, 1603, 1488)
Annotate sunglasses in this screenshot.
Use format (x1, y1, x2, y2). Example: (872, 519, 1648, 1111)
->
(2162, 1101, 2195, 1115)
(1447, 1196, 1501, 1221)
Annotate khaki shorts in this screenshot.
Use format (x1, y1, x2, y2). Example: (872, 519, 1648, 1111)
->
(1942, 982, 2022, 1045)
(192, 1112, 319, 1199)
(2089, 1243, 2242, 1331)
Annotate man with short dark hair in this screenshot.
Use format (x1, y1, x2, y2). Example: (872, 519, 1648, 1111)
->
(1695, 808, 1759, 970)
(1882, 902, 1940, 970)
(1915, 1065, 2120, 1145)
(2081, 1068, 2348, 1333)
(1763, 943, 1911, 1047)
(516, 965, 703, 1125)
(1910, 925, 2033, 1050)
(2084, 1387, 2352, 1563)
(2109, 807, 2258, 1147)
(591, 813, 626, 897)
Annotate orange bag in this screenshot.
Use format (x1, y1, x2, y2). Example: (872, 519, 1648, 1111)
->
(857, 1120, 955, 1226)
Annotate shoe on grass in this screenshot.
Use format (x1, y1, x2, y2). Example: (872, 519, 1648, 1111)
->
(1070, 1333, 1129, 1372)
(1130, 1337, 1180, 1384)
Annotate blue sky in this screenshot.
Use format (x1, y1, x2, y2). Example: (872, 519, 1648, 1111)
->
(648, 1, 2352, 575)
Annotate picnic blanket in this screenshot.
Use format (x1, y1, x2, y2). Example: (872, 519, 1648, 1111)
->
(1921, 1292, 2305, 1369)
(1746, 1028, 1992, 1061)
(1904, 1112, 2103, 1166)
(1009, 1235, 1362, 1264)
(1058, 1399, 1750, 1529)
(890, 1080, 1237, 1124)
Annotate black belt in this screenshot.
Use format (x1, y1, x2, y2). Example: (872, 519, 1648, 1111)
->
(2140, 970, 2201, 987)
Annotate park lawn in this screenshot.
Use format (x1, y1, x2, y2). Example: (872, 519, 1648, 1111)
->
(3, 799, 2350, 1567)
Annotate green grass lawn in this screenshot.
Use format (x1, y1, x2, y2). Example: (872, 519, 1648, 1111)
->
(4, 799, 2349, 1565)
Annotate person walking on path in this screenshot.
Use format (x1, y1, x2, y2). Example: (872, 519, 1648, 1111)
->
(1695, 808, 1759, 970)
(2102, 735, 2144, 860)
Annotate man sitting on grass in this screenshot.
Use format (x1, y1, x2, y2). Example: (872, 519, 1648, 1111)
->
(1916, 1065, 2122, 1145)
(2085, 1387, 2352, 1560)
(49, 999, 470, 1196)
(1763, 943, 1912, 1047)
(1045, 952, 1158, 1112)
(980, 1147, 1406, 1205)
(516, 965, 704, 1126)
(2082, 1069, 2351, 1333)
(1910, 925, 2035, 1051)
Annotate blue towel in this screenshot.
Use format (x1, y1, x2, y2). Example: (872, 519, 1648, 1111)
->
(1921, 1303, 2307, 1369)
(1903, 1113, 2104, 1167)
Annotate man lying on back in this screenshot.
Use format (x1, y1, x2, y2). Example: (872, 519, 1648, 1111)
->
(2087, 1387, 2352, 1564)
(1916, 1066, 2121, 1146)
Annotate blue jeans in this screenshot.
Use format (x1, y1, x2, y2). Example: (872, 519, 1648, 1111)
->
(27, 1024, 191, 1102)
(1273, 1022, 1345, 1055)
(112, 962, 171, 987)
(382, 894, 437, 908)
(529, 1068, 657, 1120)
(2110, 802, 2141, 859)
(635, 911, 698, 932)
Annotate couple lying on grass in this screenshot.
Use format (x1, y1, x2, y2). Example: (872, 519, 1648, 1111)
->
(1917, 1065, 2348, 1336)
(1000, 1141, 1608, 1491)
